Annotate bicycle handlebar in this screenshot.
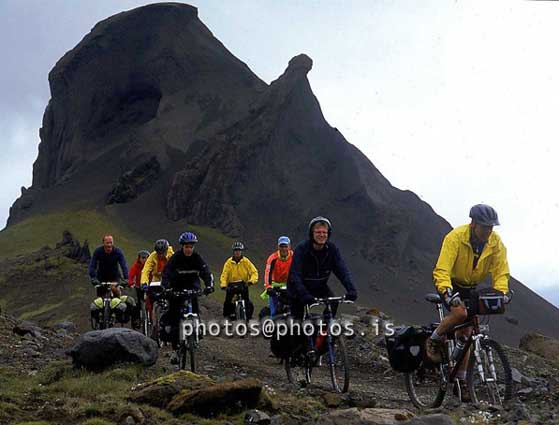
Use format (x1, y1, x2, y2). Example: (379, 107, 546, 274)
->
(308, 296, 354, 309)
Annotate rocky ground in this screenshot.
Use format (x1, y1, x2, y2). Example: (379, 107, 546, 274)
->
(1, 296, 558, 425)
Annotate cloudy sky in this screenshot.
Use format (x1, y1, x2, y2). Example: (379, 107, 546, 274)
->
(1, 1, 558, 306)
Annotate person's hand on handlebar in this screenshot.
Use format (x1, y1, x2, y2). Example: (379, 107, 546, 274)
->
(344, 291, 357, 302)
(302, 293, 317, 306)
(91, 278, 100, 286)
(445, 288, 461, 307)
(141, 283, 149, 292)
(203, 285, 215, 295)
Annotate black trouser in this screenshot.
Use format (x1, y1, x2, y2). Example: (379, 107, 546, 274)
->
(223, 282, 254, 320)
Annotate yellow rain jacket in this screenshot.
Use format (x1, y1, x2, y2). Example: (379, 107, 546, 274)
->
(220, 256, 258, 288)
(141, 246, 175, 284)
(433, 224, 509, 294)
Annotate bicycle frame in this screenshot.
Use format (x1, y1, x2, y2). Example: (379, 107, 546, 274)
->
(434, 301, 495, 391)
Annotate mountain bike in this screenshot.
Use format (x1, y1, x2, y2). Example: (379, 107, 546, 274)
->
(405, 292, 513, 408)
(285, 296, 354, 393)
(228, 281, 249, 322)
(166, 287, 210, 372)
(137, 281, 162, 338)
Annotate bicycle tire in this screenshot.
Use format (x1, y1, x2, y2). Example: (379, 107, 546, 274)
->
(101, 301, 111, 330)
(467, 338, 512, 407)
(329, 335, 350, 393)
(405, 363, 446, 408)
(235, 301, 246, 322)
(187, 334, 197, 372)
(178, 343, 187, 370)
(151, 302, 163, 347)
(285, 351, 311, 386)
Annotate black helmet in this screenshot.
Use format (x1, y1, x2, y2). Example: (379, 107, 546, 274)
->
(308, 216, 332, 239)
(154, 239, 170, 254)
(179, 232, 198, 245)
(469, 204, 500, 226)
(138, 250, 150, 258)
(232, 241, 245, 251)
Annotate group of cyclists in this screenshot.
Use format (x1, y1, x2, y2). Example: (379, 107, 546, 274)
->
(89, 205, 511, 401)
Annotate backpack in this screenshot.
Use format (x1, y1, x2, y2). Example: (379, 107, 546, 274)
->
(385, 326, 428, 373)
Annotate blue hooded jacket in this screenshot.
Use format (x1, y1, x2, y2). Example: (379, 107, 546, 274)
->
(287, 239, 356, 303)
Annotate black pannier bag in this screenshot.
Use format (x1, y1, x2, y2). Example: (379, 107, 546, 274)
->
(385, 326, 428, 373)
(474, 288, 506, 315)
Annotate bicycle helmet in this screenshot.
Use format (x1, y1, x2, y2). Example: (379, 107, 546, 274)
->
(138, 250, 150, 258)
(179, 231, 198, 245)
(232, 241, 245, 251)
(154, 239, 170, 254)
(308, 216, 332, 239)
(469, 204, 500, 226)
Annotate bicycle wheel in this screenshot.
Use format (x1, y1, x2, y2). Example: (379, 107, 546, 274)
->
(178, 343, 187, 370)
(329, 335, 350, 393)
(285, 350, 312, 386)
(151, 302, 163, 346)
(405, 363, 446, 408)
(235, 301, 246, 322)
(187, 334, 197, 372)
(101, 302, 111, 330)
(467, 338, 512, 407)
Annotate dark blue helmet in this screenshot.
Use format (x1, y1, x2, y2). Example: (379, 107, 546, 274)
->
(179, 232, 198, 245)
(469, 204, 500, 226)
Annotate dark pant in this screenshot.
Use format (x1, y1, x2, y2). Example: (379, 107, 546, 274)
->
(223, 283, 254, 319)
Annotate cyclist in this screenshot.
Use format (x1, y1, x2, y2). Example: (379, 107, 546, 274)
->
(287, 216, 357, 358)
(287, 216, 357, 319)
(262, 236, 293, 317)
(220, 241, 258, 320)
(426, 204, 510, 400)
(141, 239, 174, 286)
(161, 232, 214, 363)
(128, 249, 150, 327)
(89, 234, 134, 324)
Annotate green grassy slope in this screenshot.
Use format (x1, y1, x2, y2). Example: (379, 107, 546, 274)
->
(0, 209, 268, 325)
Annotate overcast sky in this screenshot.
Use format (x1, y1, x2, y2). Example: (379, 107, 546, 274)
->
(1, 1, 558, 306)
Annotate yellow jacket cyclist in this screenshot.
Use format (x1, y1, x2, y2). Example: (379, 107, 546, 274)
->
(220, 241, 258, 319)
(141, 239, 175, 284)
(427, 204, 510, 398)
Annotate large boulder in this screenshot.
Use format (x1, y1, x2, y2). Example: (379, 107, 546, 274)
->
(519, 333, 559, 366)
(69, 328, 158, 370)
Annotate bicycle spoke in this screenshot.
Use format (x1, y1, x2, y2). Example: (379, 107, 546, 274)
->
(467, 338, 512, 408)
(405, 363, 446, 408)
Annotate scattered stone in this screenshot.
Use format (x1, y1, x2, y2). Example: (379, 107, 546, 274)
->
(53, 321, 77, 333)
(245, 409, 271, 424)
(70, 328, 158, 370)
(407, 414, 457, 425)
(317, 408, 414, 425)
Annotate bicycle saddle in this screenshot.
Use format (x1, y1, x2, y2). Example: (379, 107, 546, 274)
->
(425, 293, 442, 304)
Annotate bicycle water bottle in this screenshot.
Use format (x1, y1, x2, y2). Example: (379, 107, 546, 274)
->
(452, 337, 466, 361)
